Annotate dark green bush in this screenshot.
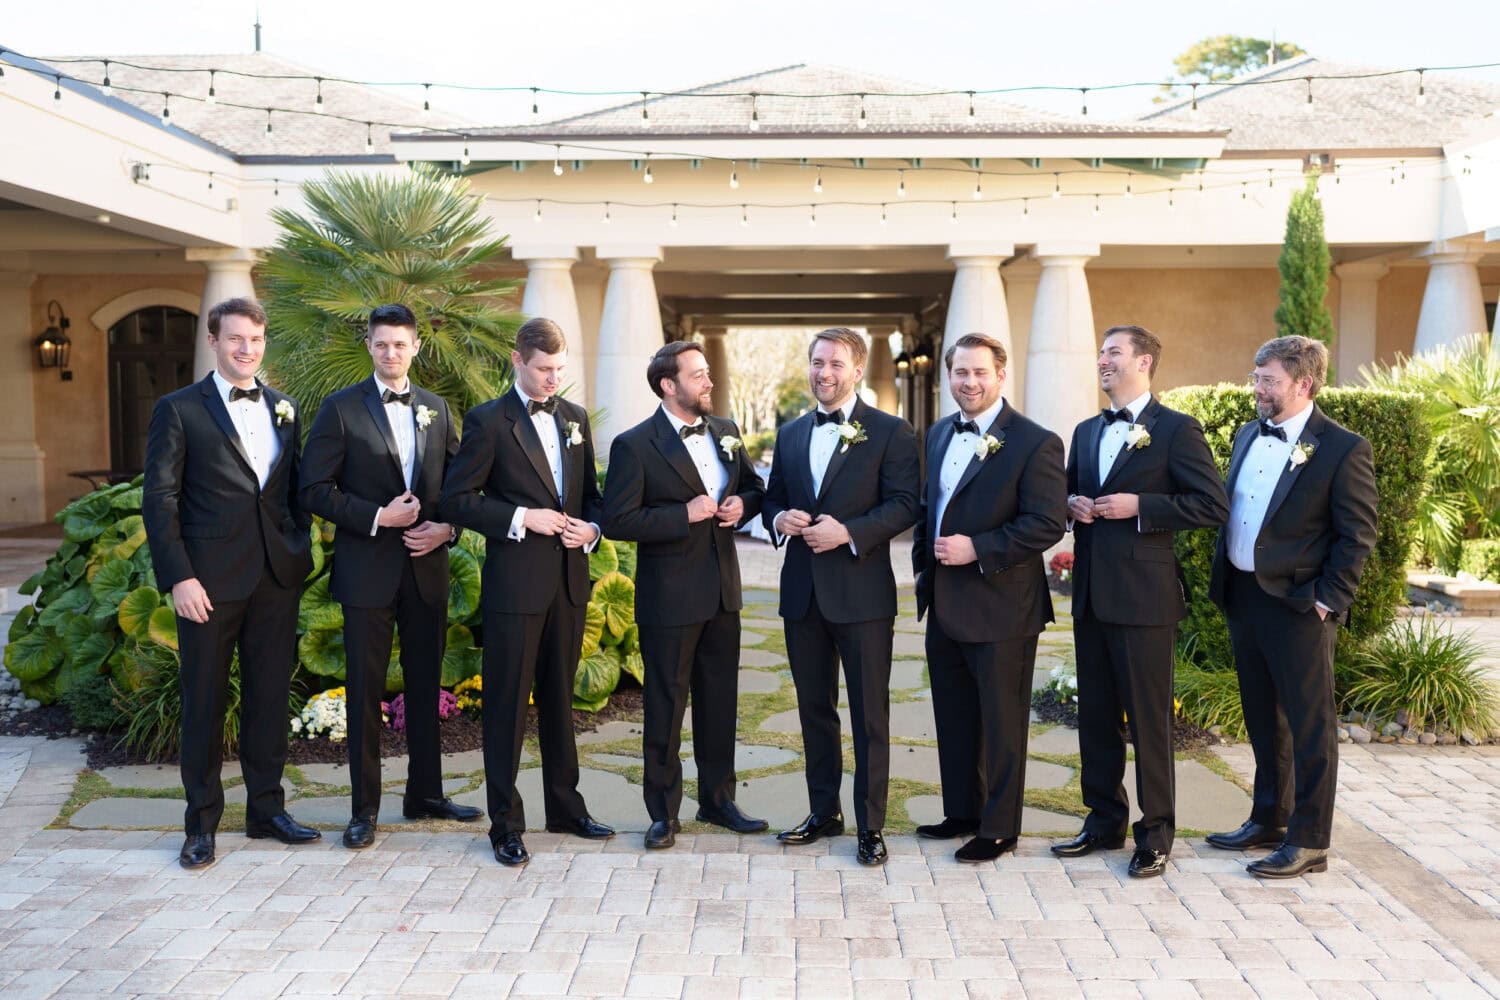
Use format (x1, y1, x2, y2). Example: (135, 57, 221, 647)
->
(1341, 615, 1496, 736)
(1459, 540, 1500, 583)
(61, 666, 125, 732)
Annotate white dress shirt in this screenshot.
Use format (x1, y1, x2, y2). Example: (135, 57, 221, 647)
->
(661, 406, 727, 503)
(1097, 389, 1153, 481)
(774, 396, 859, 553)
(212, 370, 279, 489)
(934, 397, 1005, 535)
(369, 374, 417, 536)
(1227, 402, 1315, 573)
(508, 386, 598, 550)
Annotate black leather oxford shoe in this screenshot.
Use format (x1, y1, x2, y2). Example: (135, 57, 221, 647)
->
(546, 815, 615, 839)
(956, 836, 1018, 863)
(244, 813, 321, 844)
(856, 830, 888, 866)
(915, 817, 979, 840)
(1247, 844, 1327, 879)
(696, 800, 769, 834)
(777, 813, 845, 845)
(645, 819, 680, 850)
(1050, 829, 1126, 857)
(179, 833, 216, 870)
(1205, 820, 1287, 851)
(1128, 848, 1169, 878)
(494, 832, 530, 867)
(402, 796, 483, 822)
(342, 817, 376, 850)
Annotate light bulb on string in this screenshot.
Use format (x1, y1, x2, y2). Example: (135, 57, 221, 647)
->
(366, 123, 374, 152)
(534, 200, 542, 222)
(973, 172, 982, 200)
(1124, 172, 1133, 199)
(54, 74, 62, 101)
(1022, 198, 1029, 216)
(967, 90, 975, 117)
(1167, 189, 1176, 210)
(809, 204, 817, 227)
(531, 87, 539, 115)
(1079, 88, 1088, 116)
(750, 93, 760, 131)
(602, 202, 611, 225)
(1267, 169, 1274, 189)
(729, 161, 739, 189)
(313, 77, 323, 114)
(1197, 172, 1206, 196)
(669, 203, 679, 226)
(206, 69, 216, 104)
(1312, 177, 1322, 201)
(643, 156, 653, 184)
(1052, 173, 1061, 199)
(740, 204, 749, 227)
(897, 170, 906, 198)
(814, 167, 823, 194)
(1189, 83, 1200, 118)
(273, 178, 280, 197)
(950, 201, 958, 223)
(1416, 70, 1427, 106)
(160, 93, 171, 127)
(1303, 77, 1314, 114)
(265, 108, 273, 134)
(460, 135, 470, 167)
(879, 203, 888, 225)
(1092, 194, 1101, 217)
(857, 93, 868, 129)
(101, 61, 111, 96)
(553, 146, 563, 176)
(207, 171, 214, 191)
(640, 91, 650, 126)
(1241, 182, 1248, 200)
(422, 84, 431, 117)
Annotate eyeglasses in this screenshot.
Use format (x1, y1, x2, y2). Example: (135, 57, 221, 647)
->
(1245, 373, 1284, 389)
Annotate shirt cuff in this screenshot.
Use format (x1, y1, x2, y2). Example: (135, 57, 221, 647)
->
(370, 509, 381, 537)
(508, 506, 528, 541)
(772, 511, 787, 546)
(1316, 601, 1333, 615)
(582, 523, 602, 553)
(848, 539, 858, 557)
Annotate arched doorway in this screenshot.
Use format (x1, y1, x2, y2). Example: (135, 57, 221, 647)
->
(109, 306, 197, 473)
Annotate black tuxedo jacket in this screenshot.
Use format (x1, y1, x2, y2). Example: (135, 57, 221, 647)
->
(761, 398, 919, 623)
(1066, 397, 1229, 625)
(143, 374, 313, 602)
(438, 391, 603, 614)
(299, 379, 458, 609)
(602, 410, 764, 629)
(1209, 404, 1378, 620)
(912, 404, 1068, 643)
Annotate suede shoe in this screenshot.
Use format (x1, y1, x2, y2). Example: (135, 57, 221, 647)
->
(1050, 829, 1126, 857)
(645, 819, 680, 849)
(856, 830, 888, 866)
(696, 800, 769, 834)
(1247, 844, 1327, 879)
(1205, 820, 1287, 851)
(244, 813, 321, 844)
(342, 817, 376, 850)
(777, 812, 844, 845)
(179, 833, 216, 870)
(494, 832, 530, 867)
(956, 836, 1018, 863)
(546, 815, 615, 839)
(914, 816, 979, 840)
(1128, 848, 1168, 878)
(402, 796, 483, 822)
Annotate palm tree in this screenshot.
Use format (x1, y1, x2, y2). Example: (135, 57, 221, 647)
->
(259, 165, 520, 420)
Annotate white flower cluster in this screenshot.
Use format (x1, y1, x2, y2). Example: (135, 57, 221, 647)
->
(291, 687, 348, 742)
(1048, 664, 1079, 705)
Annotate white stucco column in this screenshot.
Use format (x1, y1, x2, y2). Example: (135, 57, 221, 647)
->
(513, 246, 587, 406)
(185, 248, 258, 379)
(1000, 259, 1041, 412)
(1413, 241, 1487, 356)
(866, 327, 899, 414)
(594, 246, 665, 451)
(1334, 258, 1390, 383)
(0, 272, 46, 521)
(941, 243, 1014, 419)
(1024, 243, 1101, 440)
(699, 327, 730, 417)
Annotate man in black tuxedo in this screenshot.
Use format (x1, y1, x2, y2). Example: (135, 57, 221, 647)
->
(912, 334, 1068, 862)
(439, 317, 614, 866)
(602, 341, 768, 849)
(762, 327, 919, 866)
(1205, 336, 1376, 878)
(1052, 325, 1229, 877)
(142, 297, 318, 870)
(300, 304, 482, 849)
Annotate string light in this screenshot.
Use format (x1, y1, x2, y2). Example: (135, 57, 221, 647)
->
(740, 204, 749, 227)
(1303, 77, 1314, 114)
(365, 122, 374, 152)
(809, 204, 816, 226)
(205, 69, 215, 104)
(669, 203, 678, 226)
(967, 90, 975, 117)
(1079, 88, 1088, 116)
(950, 201, 958, 223)
(534, 199, 542, 222)
(422, 83, 431, 117)
(553, 145, 563, 176)
(207, 171, 214, 190)
(750, 92, 760, 131)
(602, 201, 611, 224)
(460, 135, 470, 166)
(53, 74, 61, 101)
(1124, 172, 1133, 199)
(265, 108, 273, 134)
(642, 158, 653, 183)
(973, 172, 982, 200)
(101, 61, 111, 96)
(640, 91, 650, 125)
(531, 87, 539, 115)
(273, 178, 280, 197)
(1241, 182, 1248, 200)
(1416, 69, 1427, 106)
(1052, 173, 1061, 199)
(1167, 188, 1175, 210)
(313, 76, 324, 114)
(857, 93, 867, 129)
(897, 169, 906, 197)
(879, 203, 887, 225)
(1021, 197, 1029, 216)
(1189, 83, 1200, 118)
(1267, 169, 1274, 189)
(1092, 194, 1101, 216)
(729, 161, 738, 189)
(1198, 172, 1206, 196)
(813, 166, 823, 194)
(159, 93, 171, 126)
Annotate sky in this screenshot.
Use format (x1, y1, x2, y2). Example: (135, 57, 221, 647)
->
(4, 0, 1498, 123)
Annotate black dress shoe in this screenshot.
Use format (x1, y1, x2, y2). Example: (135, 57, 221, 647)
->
(696, 800, 769, 834)
(956, 836, 1018, 863)
(179, 833, 216, 870)
(777, 812, 845, 845)
(402, 796, 483, 822)
(645, 819, 680, 849)
(244, 813, 321, 844)
(545, 815, 615, 839)
(1246, 844, 1327, 879)
(342, 817, 376, 850)
(1205, 820, 1288, 851)
(1128, 848, 1168, 878)
(915, 817, 979, 840)
(494, 832, 530, 867)
(856, 830, 888, 866)
(1050, 829, 1126, 857)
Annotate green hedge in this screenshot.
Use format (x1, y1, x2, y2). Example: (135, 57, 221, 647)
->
(1459, 539, 1500, 584)
(1159, 384, 1430, 672)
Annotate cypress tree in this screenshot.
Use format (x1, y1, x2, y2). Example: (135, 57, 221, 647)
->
(1274, 173, 1335, 347)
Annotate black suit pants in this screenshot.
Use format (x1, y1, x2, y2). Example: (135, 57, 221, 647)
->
(785, 591, 893, 830)
(926, 615, 1037, 839)
(342, 558, 447, 821)
(1225, 568, 1340, 849)
(481, 583, 588, 841)
(177, 565, 299, 835)
(639, 608, 741, 822)
(1075, 614, 1177, 853)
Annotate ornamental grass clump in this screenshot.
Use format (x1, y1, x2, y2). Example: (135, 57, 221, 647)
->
(1341, 615, 1498, 738)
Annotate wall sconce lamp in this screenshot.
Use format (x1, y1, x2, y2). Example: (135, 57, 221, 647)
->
(34, 300, 72, 372)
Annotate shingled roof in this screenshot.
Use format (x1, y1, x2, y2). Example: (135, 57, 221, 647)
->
(449, 63, 1221, 140)
(37, 52, 467, 160)
(1141, 55, 1500, 151)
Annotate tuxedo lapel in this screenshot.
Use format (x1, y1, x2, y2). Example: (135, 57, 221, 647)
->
(815, 400, 863, 505)
(708, 417, 739, 495)
(788, 413, 817, 507)
(1099, 397, 1159, 492)
(411, 388, 431, 481)
(950, 405, 1011, 506)
(1085, 412, 1107, 496)
(198, 376, 256, 482)
(264, 387, 296, 480)
(362, 380, 406, 484)
(1263, 406, 1324, 526)
(927, 419, 956, 534)
(652, 410, 706, 495)
(508, 392, 561, 504)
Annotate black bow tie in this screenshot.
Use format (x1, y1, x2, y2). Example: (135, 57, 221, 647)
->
(228, 386, 262, 403)
(1258, 420, 1287, 441)
(815, 409, 845, 426)
(954, 418, 980, 436)
(527, 397, 558, 416)
(679, 422, 707, 439)
(381, 389, 412, 406)
(1101, 407, 1132, 425)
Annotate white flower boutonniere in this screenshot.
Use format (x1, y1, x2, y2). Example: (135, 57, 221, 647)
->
(718, 435, 742, 459)
(1290, 441, 1316, 469)
(1124, 424, 1151, 451)
(414, 404, 435, 431)
(563, 420, 583, 448)
(974, 434, 1003, 461)
(837, 420, 867, 454)
(274, 399, 295, 427)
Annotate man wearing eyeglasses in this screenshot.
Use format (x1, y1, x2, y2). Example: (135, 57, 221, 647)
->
(1206, 336, 1376, 878)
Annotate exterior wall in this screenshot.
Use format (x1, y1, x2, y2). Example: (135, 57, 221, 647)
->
(1375, 268, 1426, 368)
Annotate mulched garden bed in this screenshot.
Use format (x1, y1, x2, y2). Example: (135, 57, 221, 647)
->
(1030, 689, 1215, 754)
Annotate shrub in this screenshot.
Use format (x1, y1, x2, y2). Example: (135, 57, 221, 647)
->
(117, 642, 241, 761)
(62, 666, 125, 732)
(1341, 615, 1498, 736)
(1458, 539, 1500, 584)
(1274, 174, 1335, 349)
(1174, 664, 1247, 739)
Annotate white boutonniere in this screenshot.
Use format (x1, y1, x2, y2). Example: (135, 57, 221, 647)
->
(836, 420, 867, 454)
(1290, 441, 1316, 469)
(414, 404, 435, 431)
(563, 420, 583, 448)
(974, 434, 1003, 461)
(718, 435, 742, 459)
(1124, 424, 1151, 450)
(274, 399, 295, 427)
